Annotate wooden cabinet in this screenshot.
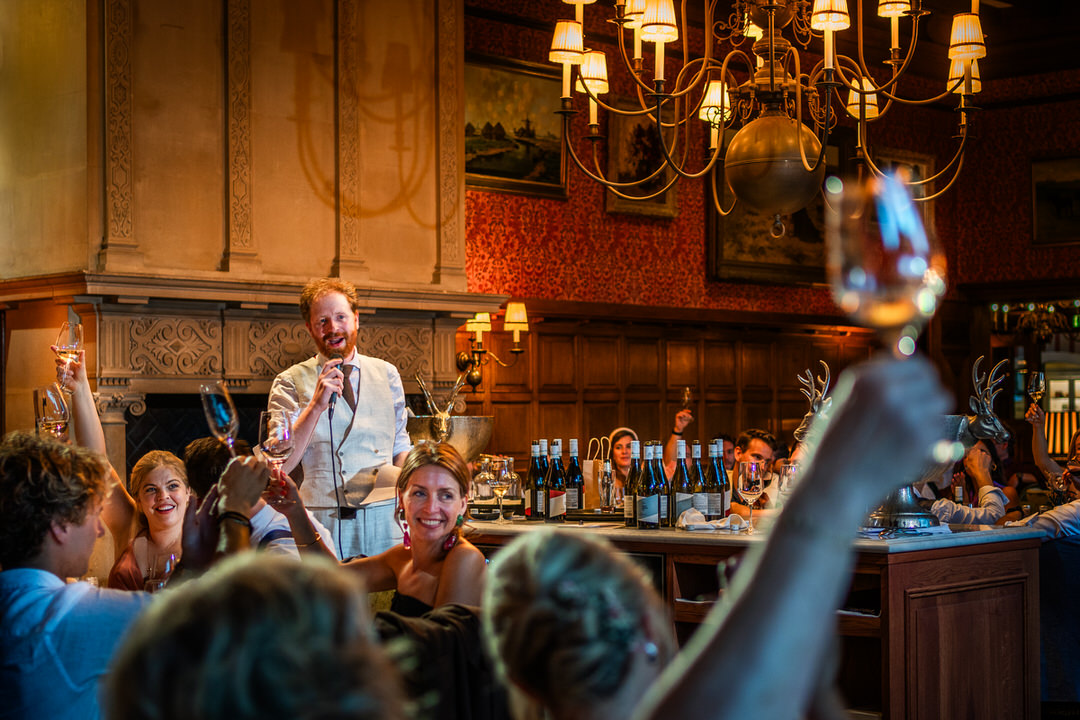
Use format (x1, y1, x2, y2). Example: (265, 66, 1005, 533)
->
(472, 526, 1040, 719)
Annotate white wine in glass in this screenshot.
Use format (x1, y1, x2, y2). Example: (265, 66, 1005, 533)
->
(825, 171, 946, 357)
(736, 461, 766, 534)
(1028, 372, 1045, 404)
(54, 321, 83, 391)
(258, 410, 294, 471)
(200, 381, 239, 456)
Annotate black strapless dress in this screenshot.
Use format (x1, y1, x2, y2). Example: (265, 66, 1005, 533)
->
(389, 591, 434, 618)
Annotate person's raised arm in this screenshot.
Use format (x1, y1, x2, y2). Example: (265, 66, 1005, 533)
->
(267, 360, 344, 477)
(661, 410, 694, 480)
(265, 468, 338, 561)
(56, 347, 136, 552)
(1025, 403, 1063, 480)
(635, 358, 949, 720)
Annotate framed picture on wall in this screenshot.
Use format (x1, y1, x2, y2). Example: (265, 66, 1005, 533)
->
(1032, 157, 1080, 246)
(604, 100, 678, 218)
(706, 127, 855, 285)
(464, 54, 567, 198)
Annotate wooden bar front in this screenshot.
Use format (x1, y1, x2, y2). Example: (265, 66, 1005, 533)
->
(471, 523, 1042, 719)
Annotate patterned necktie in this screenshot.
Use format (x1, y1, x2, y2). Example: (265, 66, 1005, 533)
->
(341, 364, 358, 413)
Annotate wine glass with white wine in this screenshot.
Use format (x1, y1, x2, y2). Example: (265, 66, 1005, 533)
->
(54, 322, 83, 392)
(736, 461, 766, 534)
(200, 381, 239, 457)
(258, 410, 294, 472)
(1028, 372, 1046, 405)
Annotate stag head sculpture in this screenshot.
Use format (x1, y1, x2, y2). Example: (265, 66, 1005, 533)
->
(964, 356, 1011, 446)
(793, 361, 833, 444)
(415, 372, 469, 442)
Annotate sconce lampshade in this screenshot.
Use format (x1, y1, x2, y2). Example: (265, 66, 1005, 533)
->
(466, 313, 492, 333)
(948, 12, 985, 61)
(948, 58, 981, 94)
(877, 0, 910, 18)
(561, 0, 597, 4)
(504, 302, 529, 345)
(845, 76, 880, 119)
(811, 0, 850, 31)
(576, 49, 609, 94)
(550, 21, 585, 64)
(641, 0, 678, 43)
(699, 79, 731, 123)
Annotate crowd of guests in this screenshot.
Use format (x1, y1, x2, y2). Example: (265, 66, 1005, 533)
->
(4, 276, 1080, 720)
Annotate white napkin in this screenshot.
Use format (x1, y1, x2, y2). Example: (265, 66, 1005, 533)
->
(677, 508, 747, 532)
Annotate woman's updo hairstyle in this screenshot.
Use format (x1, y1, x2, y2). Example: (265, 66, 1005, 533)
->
(482, 528, 663, 715)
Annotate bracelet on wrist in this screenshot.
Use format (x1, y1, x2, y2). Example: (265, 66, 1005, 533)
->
(672, 429, 683, 436)
(295, 532, 322, 549)
(218, 510, 252, 531)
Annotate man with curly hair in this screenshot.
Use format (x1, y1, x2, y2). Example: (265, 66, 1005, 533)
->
(0, 432, 152, 720)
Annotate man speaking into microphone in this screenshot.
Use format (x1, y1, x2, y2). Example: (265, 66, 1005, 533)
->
(268, 278, 411, 559)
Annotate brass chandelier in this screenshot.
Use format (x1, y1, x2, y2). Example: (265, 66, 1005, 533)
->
(549, 0, 986, 235)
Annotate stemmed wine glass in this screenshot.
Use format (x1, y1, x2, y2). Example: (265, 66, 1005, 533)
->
(200, 381, 239, 457)
(144, 552, 177, 593)
(1028, 372, 1046, 404)
(777, 461, 800, 507)
(258, 410, 294, 472)
(54, 322, 83, 392)
(34, 385, 70, 440)
(825, 170, 946, 359)
(737, 461, 766, 534)
(488, 458, 513, 524)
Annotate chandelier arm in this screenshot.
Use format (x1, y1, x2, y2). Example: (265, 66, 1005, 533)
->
(614, 17, 669, 97)
(791, 49, 829, 174)
(565, 120, 673, 189)
(850, 0, 920, 97)
(708, 162, 739, 216)
(913, 152, 966, 202)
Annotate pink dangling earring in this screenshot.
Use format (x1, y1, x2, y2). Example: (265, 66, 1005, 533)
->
(443, 533, 457, 551)
(403, 525, 412, 549)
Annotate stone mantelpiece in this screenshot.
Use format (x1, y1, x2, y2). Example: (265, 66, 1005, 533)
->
(1, 272, 505, 475)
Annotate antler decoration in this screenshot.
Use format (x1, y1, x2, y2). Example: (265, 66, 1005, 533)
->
(970, 356, 1009, 408)
(414, 371, 471, 443)
(794, 361, 832, 443)
(966, 356, 1012, 444)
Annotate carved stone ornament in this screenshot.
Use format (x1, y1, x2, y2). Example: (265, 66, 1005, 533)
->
(248, 321, 316, 376)
(129, 317, 222, 376)
(95, 391, 148, 417)
(357, 326, 432, 381)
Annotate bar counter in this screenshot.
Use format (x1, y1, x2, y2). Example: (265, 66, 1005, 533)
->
(469, 519, 1043, 720)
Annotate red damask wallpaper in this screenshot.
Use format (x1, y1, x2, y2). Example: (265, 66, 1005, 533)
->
(464, 1, 1080, 315)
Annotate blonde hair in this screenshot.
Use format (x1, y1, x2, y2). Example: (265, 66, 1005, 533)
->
(128, 450, 188, 533)
(106, 554, 406, 720)
(482, 529, 669, 715)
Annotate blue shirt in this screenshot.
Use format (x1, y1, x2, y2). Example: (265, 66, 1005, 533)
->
(0, 568, 150, 720)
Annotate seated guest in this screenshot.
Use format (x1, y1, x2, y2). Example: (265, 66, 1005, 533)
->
(106, 554, 407, 720)
(715, 433, 736, 472)
(484, 357, 950, 720)
(266, 441, 486, 615)
(1026, 403, 1080, 482)
(0, 432, 151, 720)
(916, 441, 1009, 524)
(607, 426, 638, 493)
(728, 428, 779, 518)
(107, 450, 192, 591)
(183, 437, 337, 559)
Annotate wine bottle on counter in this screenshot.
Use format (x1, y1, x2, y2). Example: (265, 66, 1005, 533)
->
(637, 443, 660, 530)
(653, 442, 671, 528)
(565, 438, 584, 513)
(690, 441, 704, 485)
(704, 441, 726, 521)
(671, 439, 694, 525)
(526, 440, 546, 521)
(690, 441, 708, 515)
(545, 438, 567, 523)
(601, 459, 615, 512)
(624, 440, 641, 528)
(539, 438, 550, 478)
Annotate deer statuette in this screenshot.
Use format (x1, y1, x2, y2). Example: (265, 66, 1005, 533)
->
(793, 360, 832, 444)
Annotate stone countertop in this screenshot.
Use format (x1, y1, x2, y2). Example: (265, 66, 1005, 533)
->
(467, 517, 1047, 554)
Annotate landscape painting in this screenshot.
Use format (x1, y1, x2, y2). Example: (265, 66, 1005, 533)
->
(465, 55, 566, 198)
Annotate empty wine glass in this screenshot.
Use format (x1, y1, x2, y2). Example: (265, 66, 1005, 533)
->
(1028, 372, 1046, 404)
(144, 552, 177, 593)
(737, 461, 766, 534)
(778, 461, 800, 505)
(200, 381, 239, 457)
(54, 321, 83, 391)
(825, 170, 946, 358)
(34, 385, 70, 440)
(258, 410, 294, 472)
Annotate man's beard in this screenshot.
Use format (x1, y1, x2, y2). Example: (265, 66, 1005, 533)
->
(318, 329, 357, 358)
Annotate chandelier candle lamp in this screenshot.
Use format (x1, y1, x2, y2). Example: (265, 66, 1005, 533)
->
(549, 0, 986, 236)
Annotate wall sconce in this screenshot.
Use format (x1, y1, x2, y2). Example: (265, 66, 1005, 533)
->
(456, 302, 529, 389)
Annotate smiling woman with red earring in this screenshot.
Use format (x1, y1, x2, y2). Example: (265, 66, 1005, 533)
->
(267, 441, 486, 616)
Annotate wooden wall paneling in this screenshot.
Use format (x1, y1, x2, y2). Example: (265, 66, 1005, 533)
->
(583, 334, 621, 388)
(539, 403, 579, 448)
(626, 338, 662, 390)
(840, 342, 873, 372)
(742, 400, 775, 436)
(584, 403, 620, 447)
(666, 340, 699, 389)
(538, 333, 577, 392)
(703, 341, 736, 389)
(810, 342, 843, 379)
(775, 339, 810, 393)
(740, 342, 774, 391)
(490, 402, 530, 461)
(703, 400, 738, 440)
(488, 329, 532, 393)
(626, 400, 662, 443)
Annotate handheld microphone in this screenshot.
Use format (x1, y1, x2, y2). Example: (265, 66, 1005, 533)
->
(327, 351, 345, 418)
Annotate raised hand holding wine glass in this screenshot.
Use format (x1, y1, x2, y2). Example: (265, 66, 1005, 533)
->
(1027, 371, 1045, 404)
(54, 321, 83, 392)
(200, 380, 239, 457)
